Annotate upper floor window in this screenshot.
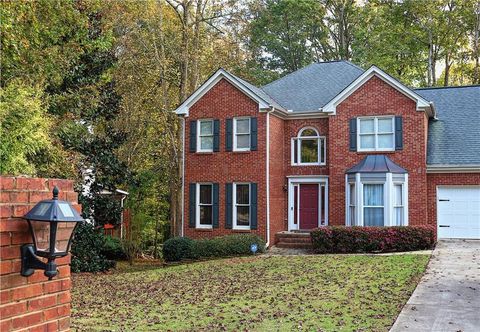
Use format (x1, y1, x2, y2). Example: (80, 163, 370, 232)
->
(292, 127, 326, 165)
(197, 119, 214, 152)
(233, 117, 251, 151)
(357, 116, 395, 152)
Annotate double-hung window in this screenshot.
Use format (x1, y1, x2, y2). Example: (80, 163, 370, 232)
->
(394, 184, 404, 226)
(233, 183, 250, 229)
(363, 184, 384, 226)
(292, 127, 326, 165)
(358, 116, 395, 151)
(198, 119, 214, 152)
(233, 118, 251, 151)
(197, 183, 213, 228)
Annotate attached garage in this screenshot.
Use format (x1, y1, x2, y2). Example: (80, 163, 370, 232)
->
(437, 186, 480, 239)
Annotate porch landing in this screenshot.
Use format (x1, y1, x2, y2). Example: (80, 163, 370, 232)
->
(275, 231, 313, 249)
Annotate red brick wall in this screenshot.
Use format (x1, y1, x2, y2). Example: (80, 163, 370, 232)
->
(1, 176, 78, 332)
(426, 173, 480, 226)
(329, 76, 429, 226)
(183, 78, 267, 240)
(268, 114, 286, 241)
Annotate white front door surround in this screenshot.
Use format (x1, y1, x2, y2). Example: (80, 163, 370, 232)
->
(287, 176, 328, 231)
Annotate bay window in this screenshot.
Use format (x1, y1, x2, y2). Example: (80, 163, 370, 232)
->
(394, 184, 404, 226)
(363, 184, 384, 226)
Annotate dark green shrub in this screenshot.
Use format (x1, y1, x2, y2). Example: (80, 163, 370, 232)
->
(162, 237, 194, 262)
(102, 236, 127, 260)
(163, 234, 266, 262)
(310, 226, 435, 254)
(71, 223, 116, 273)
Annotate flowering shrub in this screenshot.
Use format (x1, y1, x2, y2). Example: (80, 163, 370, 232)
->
(310, 226, 435, 254)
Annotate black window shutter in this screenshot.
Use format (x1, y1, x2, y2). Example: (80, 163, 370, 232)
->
(349, 118, 357, 151)
(250, 117, 258, 151)
(189, 183, 196, 228)
(213, 120, 220, 152)
(212, 183, 219, 228)
(189, 121, 197, 153)
(226, 119, 233, 151)
(250, 183, 258, 230)
(225, 183, 233, 229)
(395, 116, 403, 150)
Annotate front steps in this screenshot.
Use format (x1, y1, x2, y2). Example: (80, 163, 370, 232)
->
(275, 231, 313, 249)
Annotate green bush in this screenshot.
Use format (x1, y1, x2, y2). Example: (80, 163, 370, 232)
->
(70, 223, 116, 273)
(102, 236, 127, 260)
(162, 237, 194, 262)
(310, 226, 436, 254)
(162, 234, 266, 262)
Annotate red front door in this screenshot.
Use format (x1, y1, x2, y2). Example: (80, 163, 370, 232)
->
(299, 184, 319, 230)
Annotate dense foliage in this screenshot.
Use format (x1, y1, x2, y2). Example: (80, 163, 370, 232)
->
(71, 223, 127, 272)
(310, 226, 436, 254)
(163, 235, 266, 262)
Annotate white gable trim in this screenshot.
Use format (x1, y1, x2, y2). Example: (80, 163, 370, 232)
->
(322, 66, 432, 114)
(174, 69, 271, 116)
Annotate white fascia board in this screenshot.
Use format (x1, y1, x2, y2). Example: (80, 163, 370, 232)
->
(426, 165, 480, 173)
(174, 69, 271, 117)
(322, 66, 432, 115)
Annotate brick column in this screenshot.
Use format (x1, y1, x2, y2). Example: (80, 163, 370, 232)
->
(0, 176, 80, 331)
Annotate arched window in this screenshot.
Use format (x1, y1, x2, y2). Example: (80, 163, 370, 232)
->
(292, 127, 326, 165)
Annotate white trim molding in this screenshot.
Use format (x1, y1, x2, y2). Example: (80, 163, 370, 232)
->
(427, 165, 480, 173)
(322, 66, 432, 115)
(174, 68, 274, 116)
(287, 176, 329, 231)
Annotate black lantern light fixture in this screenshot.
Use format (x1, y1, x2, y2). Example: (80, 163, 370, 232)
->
(21, 186, 83, 279)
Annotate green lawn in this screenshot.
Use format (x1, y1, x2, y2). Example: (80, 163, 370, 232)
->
(71, 254, 429, 331)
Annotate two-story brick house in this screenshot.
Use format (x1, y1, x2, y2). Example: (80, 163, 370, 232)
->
(175, 61, 480, 246)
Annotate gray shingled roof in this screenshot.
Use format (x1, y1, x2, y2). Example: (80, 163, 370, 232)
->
(261, 61, 364, 111)
(232, 74, 286, 111)
(415, 86, 480, 166)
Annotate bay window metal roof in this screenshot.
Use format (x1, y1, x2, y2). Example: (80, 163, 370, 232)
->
(346, 155, 407, 174)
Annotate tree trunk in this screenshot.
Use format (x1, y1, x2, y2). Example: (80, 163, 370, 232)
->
(474, 4, 480, 84)
(444, 53, 450, 86)
(189, 0, 203, 92)
(427, 31, 433, 86)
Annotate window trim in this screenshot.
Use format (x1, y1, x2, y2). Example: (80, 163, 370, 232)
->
(196, 183, 213, 229)
(233, 117, 251, 152)
(348, 183, 356, 226)
(197, 119, 214, 153)
(357, 116, 395, 152)
(291, 127, 326, 166)
(232, 182, 251, 230)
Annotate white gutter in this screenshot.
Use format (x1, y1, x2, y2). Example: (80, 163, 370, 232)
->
(181, 116, 185, 237)
(265, 108, 274, 247)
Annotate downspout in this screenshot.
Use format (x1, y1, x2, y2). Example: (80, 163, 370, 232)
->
(266, 107, 274, 247)
(120, 195, 126, 239)
(181, 116, 186, 237)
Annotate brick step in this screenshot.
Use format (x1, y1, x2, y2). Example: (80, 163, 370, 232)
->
(276, 242, 313, 249)
(276, 237, 312, 244)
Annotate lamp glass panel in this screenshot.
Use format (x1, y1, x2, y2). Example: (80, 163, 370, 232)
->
(31, 220, 51, 252)
(58, 203, 75, 217)
(55, 222, 76, 253)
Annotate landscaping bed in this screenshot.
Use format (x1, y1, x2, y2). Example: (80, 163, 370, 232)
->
(71, 254, 429, 331)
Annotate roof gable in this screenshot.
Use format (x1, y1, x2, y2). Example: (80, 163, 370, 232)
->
(323, 66, 432, 114)
(174, 69, 281, 116)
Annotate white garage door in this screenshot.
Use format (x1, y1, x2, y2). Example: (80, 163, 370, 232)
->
(437, 186, 480, 239)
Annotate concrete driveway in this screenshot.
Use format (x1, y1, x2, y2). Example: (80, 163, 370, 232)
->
(390, 240, 480, 332)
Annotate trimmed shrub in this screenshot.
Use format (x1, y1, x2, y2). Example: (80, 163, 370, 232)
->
(71, 223, 116, 273)
(162, 234, 266, 262)
(162, 237, 194, 262)
(310, 226, 435, 254)
(102, 236, 127, 260)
